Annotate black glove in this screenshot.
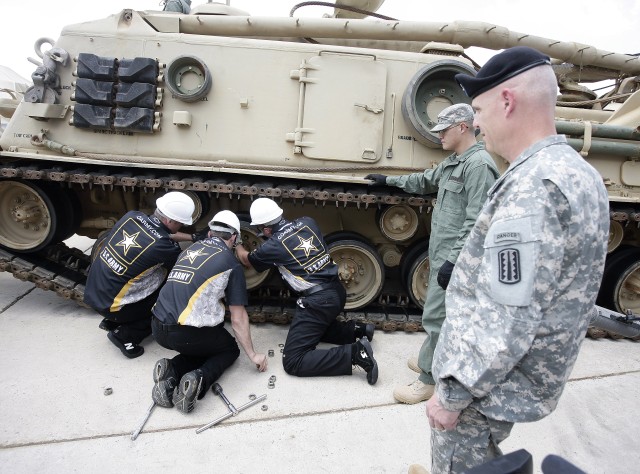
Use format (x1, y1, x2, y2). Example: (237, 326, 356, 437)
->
(437, 260, 455, 290)
(191, 227, 210, 242)
(364, 174, 387, 186)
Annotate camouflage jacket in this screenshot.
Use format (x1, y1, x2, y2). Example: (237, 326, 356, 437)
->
(432, 135, 609, 422)
(386, 142, 498, 267)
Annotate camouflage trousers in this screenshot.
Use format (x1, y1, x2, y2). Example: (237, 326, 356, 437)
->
(430, 406, 514, 474)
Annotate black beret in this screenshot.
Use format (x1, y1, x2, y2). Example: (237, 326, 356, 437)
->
(455, 46, 551, 99)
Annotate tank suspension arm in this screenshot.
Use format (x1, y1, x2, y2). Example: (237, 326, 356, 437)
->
(175, 16, 640, 75)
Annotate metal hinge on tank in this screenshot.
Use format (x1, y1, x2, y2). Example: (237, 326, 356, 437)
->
(69, 53, 163, 133)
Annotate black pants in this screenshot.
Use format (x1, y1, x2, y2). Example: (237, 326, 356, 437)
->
(282, 283, 355, 377)
(152, 316, 240, 398)
(97, 288, 160, 344)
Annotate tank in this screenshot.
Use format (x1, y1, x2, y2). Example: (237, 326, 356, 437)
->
(1, 1, 639, 334)
(0, 66, 29, 138)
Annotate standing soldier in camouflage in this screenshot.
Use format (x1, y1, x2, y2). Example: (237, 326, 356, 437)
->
(423, 46, 609, 473)
(366, 103, 499, 404)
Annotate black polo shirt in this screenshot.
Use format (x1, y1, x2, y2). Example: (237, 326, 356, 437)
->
(248, 216, 337, 293)
(84, 211, 181, 313)
(152, 236, 248, 327)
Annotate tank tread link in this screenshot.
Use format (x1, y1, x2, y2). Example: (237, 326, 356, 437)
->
(0, 159, 433, 209)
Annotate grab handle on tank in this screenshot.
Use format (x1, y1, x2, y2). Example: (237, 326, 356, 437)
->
(31, 133, 76, 156)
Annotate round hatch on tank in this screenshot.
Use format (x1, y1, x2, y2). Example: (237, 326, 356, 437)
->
(401, 59, 476, 147)
(166, 55, 212, 102)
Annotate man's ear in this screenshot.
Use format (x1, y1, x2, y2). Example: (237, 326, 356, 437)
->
(502, 89, 516, 116)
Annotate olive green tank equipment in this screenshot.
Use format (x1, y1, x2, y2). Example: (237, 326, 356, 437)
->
(1, 1, 640, 333)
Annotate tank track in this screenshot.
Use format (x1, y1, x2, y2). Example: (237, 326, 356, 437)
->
(1, 244, 634, 338)
(0, 159, 433, 209)
(0, 159, 635, 338)
(0, 242, 424, 332)
(0, 158, 430, 332)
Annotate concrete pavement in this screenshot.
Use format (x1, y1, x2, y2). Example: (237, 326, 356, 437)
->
(0, 236, 638, 473)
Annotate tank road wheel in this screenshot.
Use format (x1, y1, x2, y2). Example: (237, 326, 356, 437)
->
(328, 239, 384, 310)
(182, 190, 207, 224)
(378, 205, 419, 243)
(0, 180, 59, 252)
(399, 240, 430, 308)
(239, 221, 272, 290)
(608, 220, 624, 253)
(597, 246, 640, 314)
(50, 188, 82, 242)
(406, 250, 430, 308)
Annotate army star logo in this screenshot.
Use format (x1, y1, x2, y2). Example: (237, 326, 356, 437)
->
(294, 236, 318, 257)
(116, 230, 142, 256)
(181, 247, 208, 265)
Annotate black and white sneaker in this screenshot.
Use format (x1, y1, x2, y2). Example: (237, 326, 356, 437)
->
(107, 331, 144, 359)
(352, 336, 378, 385)
(152, 358, 178, 408)
(173, 369, 204, 413)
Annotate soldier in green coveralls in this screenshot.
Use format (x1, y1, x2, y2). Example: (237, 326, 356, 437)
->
(366, 103, 499, 404)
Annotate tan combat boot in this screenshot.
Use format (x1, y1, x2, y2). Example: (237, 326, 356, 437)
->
(393, 379, 434, 404)
(408, 356, 420, 373)
(407, 464, 430, 474)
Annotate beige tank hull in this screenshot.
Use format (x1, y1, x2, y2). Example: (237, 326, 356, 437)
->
(0, 6, 639, 322)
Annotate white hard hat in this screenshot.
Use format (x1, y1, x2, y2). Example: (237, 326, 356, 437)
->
(208, 210, 241, 235)
(250, 198, 283, 226)
(155, 192, 195, 225)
